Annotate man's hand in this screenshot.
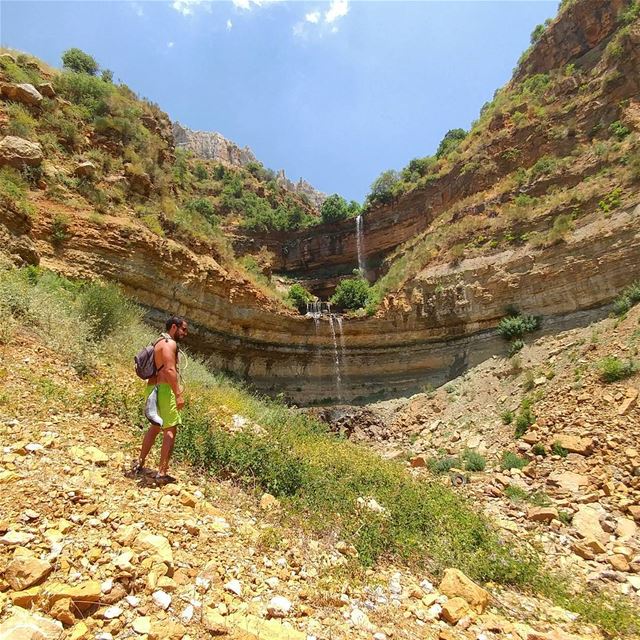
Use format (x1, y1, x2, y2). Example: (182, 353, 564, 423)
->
(176, 393, 185, 410)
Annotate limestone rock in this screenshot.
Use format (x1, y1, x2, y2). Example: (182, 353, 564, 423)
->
(553, 434, 593, 455)
(0, 136, 43, 168)
(229, 612, 306, 639)
(74, 161, 96, 179)
(572, 506, 609, 544)
(440, 596, 471, 625)
(527, 507, 558, 523)
(1, 83, 43, 105)
(37, 83, 56, 98)
(10, 585, 42, 608)
(267, 595, 292, 618)
(132, 617, 151, 635)
(0, 609, 63, 640)
(438, 568, 489, 613)
(547, 471, 589, 493)
(45, 581, 102, 612)
(5, 556, 52, 590)
(133, 531, 173, 565)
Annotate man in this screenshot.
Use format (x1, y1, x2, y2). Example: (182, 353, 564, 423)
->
(133, 316, 188, 481)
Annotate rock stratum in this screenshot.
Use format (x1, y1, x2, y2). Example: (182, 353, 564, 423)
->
(1, 0, 640, 404)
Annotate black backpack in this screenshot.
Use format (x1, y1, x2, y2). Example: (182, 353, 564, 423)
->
(134, 336, 168, 380)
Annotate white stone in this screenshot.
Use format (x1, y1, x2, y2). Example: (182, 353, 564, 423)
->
(101, 578, 114, 594)
(267, 596, 292, 617)
(350, 607, 371, 628)
(181, 604, 194, 622)
(126, 595, 141, 607)
(103, 606, 122, 619)
(152, 590, 172, 610)
(0, 530, 34, 546)
(224, 579, 242, 596)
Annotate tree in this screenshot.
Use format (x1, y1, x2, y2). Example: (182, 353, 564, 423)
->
(436, 128, 467, 158)
(62, 48, 99, 75)
(286, 284, 314, 312)
(330, 277, 371, 311)
(193, 163, 208, 181)
(367, 169, 400, 206)
(321, 194, 350, 223)
(101, 69, 114, 83)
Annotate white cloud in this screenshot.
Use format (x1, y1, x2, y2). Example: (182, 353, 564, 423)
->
(168, 41, 175, 48)
(226, 19, 233, 30)
(305, 11, 320, 24)
(171, 0, 211, 16)
(232, 0, 280, 10)
(324, 0, 348, 24)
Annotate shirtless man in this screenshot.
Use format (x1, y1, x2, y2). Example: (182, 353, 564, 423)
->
(134, 316, 188, 480)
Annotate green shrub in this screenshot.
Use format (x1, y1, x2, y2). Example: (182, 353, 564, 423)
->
(551, 442, 569, 457)
(462, 450, 486, 472)
(78, 281, 138, 341)
(6, 103, 37, 138)
(509, 339, 525, 356)
(497, 314, 541, 340)
(531, 443, 546, 457)
(609, 120, 631, 140)
(530, 155, 557, 176)
(598, 356, 638, 383)
(330, 277, 371, 311)
(428, 456, 461, 474)
(501, 409, 514, 425)
(598, 187, 622, 215)
(185, 198, 219, 226)
(193, 163, 208, 181)
(514, 397, 535, 438)
(320, 194, 360, 224)
(366, 170, 401, 206)
(51, 214, 71, 247)
(62, 48, 99, 75)
(286, 283, 314, 312)
(612, 281, 640, 316)
(0, 167, 34, 217)
(54, 71, 113, 118)
(620, 0, 640, 24)
(504, 484, 528, 501)
(436, 128, 467, 159)
(500, 451, 528, 470)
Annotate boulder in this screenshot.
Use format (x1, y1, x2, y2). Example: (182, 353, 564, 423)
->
(438, 568, 489, 613)
(133, 531, 173, 565)
(553, 434, 593, 456)
(10, 585, 42, 608)
(0, 609, 62, 640)
(5, 556, 52, 590)
(547, 471, 589, 493)
(628, 505, 640, 522)
(527, 507, 558, 523)
(124, 164, 152, 196)
(0, 136, 43, 168)
(1, 83, 43, 105)
(608, 554, 630, 572)
(73, 161, 96, 179)
(440, 596, 471, 625)
(572, 506, 609, 544)
(45, 581, 102, 612)
(37, 83, 56, 98)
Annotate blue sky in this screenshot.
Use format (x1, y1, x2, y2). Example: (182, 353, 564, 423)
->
(2, 1, 558, 201)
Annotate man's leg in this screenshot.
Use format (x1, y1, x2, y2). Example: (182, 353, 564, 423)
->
(158, 426, 177, 476)
(138, 424, 161, 468)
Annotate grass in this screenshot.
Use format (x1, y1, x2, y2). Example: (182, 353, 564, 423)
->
(0, 167, 35, 218)
(514, 397, 535, 438)
(500, 451, 528, 470)
(597, 356, 638, 383)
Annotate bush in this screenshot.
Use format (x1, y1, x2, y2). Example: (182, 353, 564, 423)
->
(462, 450, 486, 472)
(509, 339, 525, 356)
(78, 281, 139, 341)
(531, 443, 546, 457)
(0, 167, 34, 217)
(428, 456, 460, 474)
(551, 442, 569, 457)
(598, 356, 638, 383)
(530, 23, 546, 44)
(612, 281, 640, 316)
(500, 451, 528, 470)
(514, 397, 535, 438)
(62, 48, 99, 75)
(6, 103, 37, 138)
(598, 187, 622, 215)
(320, 194, 360, 224)
(497, 314, 541, 340)
(500, 409, 514, 425)
(54, 71, 113, 118)
(530, 155, 557, 176)
(185, 198, 219, 226)
(51, 214, 71, 247)
(286, 283, 314, 313)
(330, 277, 371, 311)
(609, 120, 631, 140)
(193, 163, 208, 181)
(367, 170, 400, 206)
(436, 128, 467, 159)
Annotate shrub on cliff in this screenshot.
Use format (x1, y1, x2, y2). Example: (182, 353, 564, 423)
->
(497, 313, 541, 340)
(62, 48, 99, 75)
(598, 356, 638, 383)
(435, 128, 467, 159)
(320, 194, 361, 224)
(612, 281, 640, 316)
(286, 284, 314, 312)
(330, 276, 371, 311)
(366, 169, 400, 206)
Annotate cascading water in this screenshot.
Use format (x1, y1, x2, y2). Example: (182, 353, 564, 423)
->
(356, 214, 366, 274)
(328, 314, 343, 401)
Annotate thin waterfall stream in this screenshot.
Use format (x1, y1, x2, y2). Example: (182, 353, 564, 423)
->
(356, 214, 366, 274)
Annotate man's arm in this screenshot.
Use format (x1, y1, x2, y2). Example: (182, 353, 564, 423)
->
(158, 340, 183, 407)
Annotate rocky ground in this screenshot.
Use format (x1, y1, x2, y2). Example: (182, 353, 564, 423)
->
(0, 329, 637, 640)
(327, 305, 640, 607)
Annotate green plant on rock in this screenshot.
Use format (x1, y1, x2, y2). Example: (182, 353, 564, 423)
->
(51, 214, 71, 247)
(551, 441, 569, 457)
(612, 281, 640, 316)
(497, 314, 541, 340)
(320, 194, 361, 224)
(609, 120, 630, 140)
(462, 449, 486, 472)
(598, 187, 622, 215)
(597, 356, 638, 383)
(0, 167, 34, 218)
(427, 456, 461, 474)
(285, 283, 314, 313)
(330, 276, 371, 311)
(435, 128, 467, 159)
(509, 339, 525, 356)
(500, 451, 528, 470)
(531, 443, 546, 457)
(501, 409, 514, 425)
(514, 397, 535, 438)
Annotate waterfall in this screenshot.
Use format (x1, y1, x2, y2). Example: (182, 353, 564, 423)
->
(356, 214, 366, 275)
(328, 314, 342, 401)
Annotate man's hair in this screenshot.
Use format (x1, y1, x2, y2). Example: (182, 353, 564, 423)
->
(165, 315, 185, 331)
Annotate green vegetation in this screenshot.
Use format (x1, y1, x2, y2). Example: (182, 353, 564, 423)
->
(285, 283, 314, 313)
(612, 281, 640, 316)
(503, 485, 528, 501)
(551, 442, 569, 458)
(461, 449, 486, 472)
(0, 167, 34, 217)
(62, 47, 99, 75)
(598, 187, 622, 215)
(366, 170, 401, 206)
(435, 128, 467, 159)
(51, 214, 71, 247)
(427, 455, 460, 474)
(514, 397, 535, 438)
(531, 443, 546, 457)
(330, 276, 371, 311)
(500, 409, 514, 425)
(497, 313, 541, 340)
(320, 194, 361, 224)
(597, 355, 638, 383)
(609, 120, 631, 140)
(500, 451, 528, 470)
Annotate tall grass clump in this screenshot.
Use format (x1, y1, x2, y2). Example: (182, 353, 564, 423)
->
(597, 356, 638, 383)
(612, 281, 640, 316)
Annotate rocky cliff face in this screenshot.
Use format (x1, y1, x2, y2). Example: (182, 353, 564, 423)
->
(172, 121, 257, 167)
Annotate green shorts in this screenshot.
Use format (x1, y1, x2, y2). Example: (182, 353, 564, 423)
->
(144, 383, 182, 429)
